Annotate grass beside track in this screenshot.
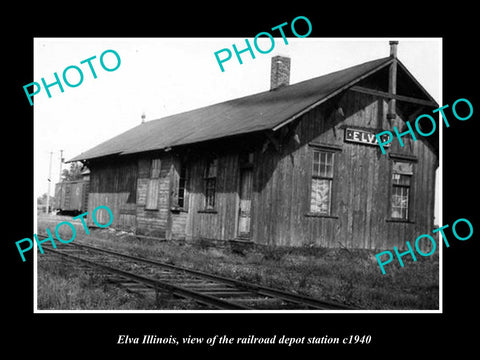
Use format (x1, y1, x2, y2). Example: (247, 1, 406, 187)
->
(36, 215, 439, 310)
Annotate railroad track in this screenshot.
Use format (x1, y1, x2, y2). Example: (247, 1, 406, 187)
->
(37, 235, 353, 310)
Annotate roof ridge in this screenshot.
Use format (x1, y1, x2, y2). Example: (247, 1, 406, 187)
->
(148, 56, 393, 124)
(68, 56, 400, 162)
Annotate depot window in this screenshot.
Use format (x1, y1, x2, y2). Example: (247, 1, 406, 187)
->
(310, 149, 334, 215)
(390, 161, 413, 220)
(177, 162, 188, 210)
(204, 156, 217, 210)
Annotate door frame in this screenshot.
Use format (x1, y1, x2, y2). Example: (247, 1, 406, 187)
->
(237, 152, 255, 239)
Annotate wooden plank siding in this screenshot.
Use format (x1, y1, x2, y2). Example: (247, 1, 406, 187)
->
(85, 88, 437, 251)
(248, 89, 437, 250)
(136, 155, 173, 238)
(185, 152, 240, 241)
(87, 157, 137, 230)
(88, 192, 135, 230)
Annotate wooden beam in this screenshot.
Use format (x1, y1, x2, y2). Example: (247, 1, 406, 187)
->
(350, 85, 438, 107)
(396, 59, 439, 106)
(387, 49, 398, 119)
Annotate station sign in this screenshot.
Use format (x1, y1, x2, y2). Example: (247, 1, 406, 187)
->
(344, 128, 391, 147)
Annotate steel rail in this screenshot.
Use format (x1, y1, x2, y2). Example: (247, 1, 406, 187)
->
(41, 245, 251, 310)
(37, 233, 354, 310)
(69, 241, 353, 310)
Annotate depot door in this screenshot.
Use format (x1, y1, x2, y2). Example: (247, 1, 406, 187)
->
(238, 168, 253, 238)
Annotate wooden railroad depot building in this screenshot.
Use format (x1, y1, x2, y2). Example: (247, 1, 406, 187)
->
(70, 42, 439, 250)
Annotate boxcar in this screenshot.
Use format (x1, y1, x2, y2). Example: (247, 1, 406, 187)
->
(54, 179, 89, 214)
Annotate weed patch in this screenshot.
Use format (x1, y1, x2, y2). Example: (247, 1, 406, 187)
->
(36, 216, 440, 310)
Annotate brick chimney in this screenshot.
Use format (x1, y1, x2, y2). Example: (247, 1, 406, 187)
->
(270, 55, 290, 90)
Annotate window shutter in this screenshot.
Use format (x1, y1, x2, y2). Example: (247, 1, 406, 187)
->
(145, 178, 159, 210)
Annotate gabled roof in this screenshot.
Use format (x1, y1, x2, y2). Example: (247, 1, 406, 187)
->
(70, 56, 424, 162)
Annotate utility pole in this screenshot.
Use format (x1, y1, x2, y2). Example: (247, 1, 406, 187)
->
(59, 149, 64, 182)
(46, 151, 53, 214)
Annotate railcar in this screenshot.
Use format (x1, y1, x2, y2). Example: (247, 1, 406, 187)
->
(54, 179, 89, 215)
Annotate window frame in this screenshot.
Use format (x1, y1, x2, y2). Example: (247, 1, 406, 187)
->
(171, 159, 189, 212)
(203, 156, 218, 211)
(389, 160, 414, 222)
(177, 162, 189, 210)
(308, 146, 338, 217)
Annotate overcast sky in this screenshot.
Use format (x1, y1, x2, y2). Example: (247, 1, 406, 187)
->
(33, 37, 442, 221)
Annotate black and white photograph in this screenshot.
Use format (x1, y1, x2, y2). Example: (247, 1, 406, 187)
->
(7, 8, 479, 356)
(33, 38, 441, 312)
